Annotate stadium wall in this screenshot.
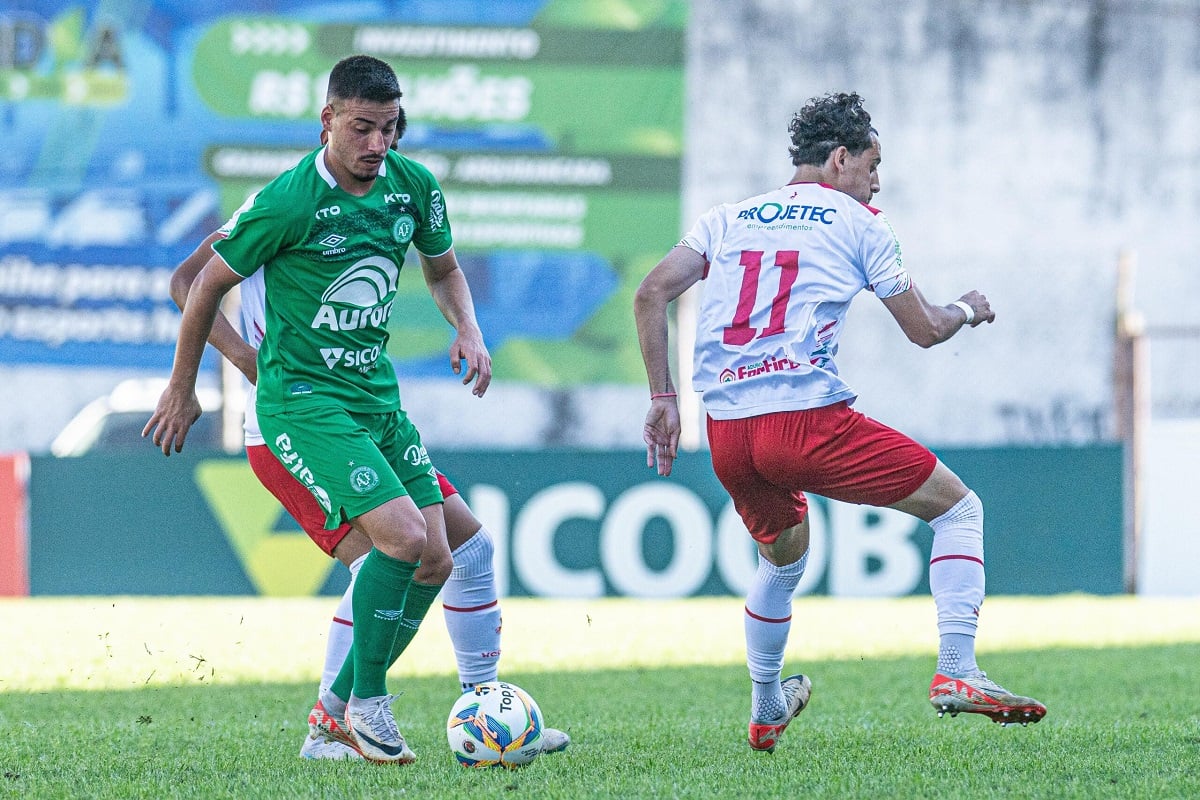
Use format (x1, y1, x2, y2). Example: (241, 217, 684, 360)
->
(5, 2, 1200, 454)
(1139, 420, 1200, 596)
(25, 446, 1123, 598)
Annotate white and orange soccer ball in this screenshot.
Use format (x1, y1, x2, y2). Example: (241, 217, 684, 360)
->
(446, 681, 544, 768)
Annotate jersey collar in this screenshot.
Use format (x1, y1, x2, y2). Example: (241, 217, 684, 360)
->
(315, 146, 389, 189)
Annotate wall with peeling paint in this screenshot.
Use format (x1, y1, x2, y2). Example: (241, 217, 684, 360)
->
(684, 0, 1200, 445)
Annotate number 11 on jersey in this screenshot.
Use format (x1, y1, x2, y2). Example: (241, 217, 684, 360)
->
(722, 250, 800, 346)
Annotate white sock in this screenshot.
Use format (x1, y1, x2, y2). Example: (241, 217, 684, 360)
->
(929, 491, 984, 675)
(443, 528, 502, 689)
(746, 551, 808, 722)
(319, 553, 365, 699)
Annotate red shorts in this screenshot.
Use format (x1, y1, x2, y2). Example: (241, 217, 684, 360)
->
(246, 444, 458, 557)
(706, 402, 937, 544)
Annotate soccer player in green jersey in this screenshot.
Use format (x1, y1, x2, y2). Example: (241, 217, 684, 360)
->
(145, 54, 490, 764)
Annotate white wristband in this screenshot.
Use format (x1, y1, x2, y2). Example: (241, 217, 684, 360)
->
(952, 300, 974, 325)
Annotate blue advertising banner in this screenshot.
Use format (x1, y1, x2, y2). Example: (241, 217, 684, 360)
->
(1, 2, 684, 382)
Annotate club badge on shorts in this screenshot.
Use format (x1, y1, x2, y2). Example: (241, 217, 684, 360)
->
(350, 465, 380, 493)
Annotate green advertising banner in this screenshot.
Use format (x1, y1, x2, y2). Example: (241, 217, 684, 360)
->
(28, 445, 1124, 597)
(189, 7, 685, 386)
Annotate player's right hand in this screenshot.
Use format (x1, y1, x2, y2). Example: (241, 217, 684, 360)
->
(142, 384, 203, 456)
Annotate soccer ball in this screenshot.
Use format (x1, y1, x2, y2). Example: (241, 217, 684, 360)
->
(446, 681, 544, 768)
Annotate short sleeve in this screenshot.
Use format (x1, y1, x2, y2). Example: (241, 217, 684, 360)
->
(862, 211, 911, 299)
(217, 192, 258, 238)
(212, 190, 308, 278)
(679, 205, 725, 261)
(413, 172, 453, 257)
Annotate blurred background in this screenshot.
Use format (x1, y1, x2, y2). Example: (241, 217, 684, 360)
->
(1, 0, 1196, 600)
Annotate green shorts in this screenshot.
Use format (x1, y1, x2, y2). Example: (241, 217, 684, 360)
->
(257, 405, 444, 530)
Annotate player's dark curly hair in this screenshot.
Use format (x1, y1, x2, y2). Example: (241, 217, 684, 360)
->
(787, 92, 876, 166)
(327, 54, 407, 140)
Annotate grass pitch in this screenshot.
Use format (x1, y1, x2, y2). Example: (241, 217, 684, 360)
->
(2, 595, 1198, 799)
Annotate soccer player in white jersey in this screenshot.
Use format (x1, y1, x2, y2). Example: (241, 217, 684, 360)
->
(168, 153, 569, 760)
(634, 91, 1046, 752)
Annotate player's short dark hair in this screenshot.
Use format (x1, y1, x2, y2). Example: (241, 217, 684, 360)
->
(327, 54, 403, 105)
(787, 92, 877, 166)
(394, 106, 408, 143)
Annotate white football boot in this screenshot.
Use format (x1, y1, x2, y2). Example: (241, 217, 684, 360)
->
(930, 670, 1046, 725)
(539, 726, 570, 753)
(344, 694, 417, 764)
(748, 674, 812, 753)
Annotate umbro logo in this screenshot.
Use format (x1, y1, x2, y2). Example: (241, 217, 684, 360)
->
(319, 234, 346, 248)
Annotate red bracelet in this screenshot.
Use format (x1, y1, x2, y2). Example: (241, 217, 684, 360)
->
(651, 392, 677, 399)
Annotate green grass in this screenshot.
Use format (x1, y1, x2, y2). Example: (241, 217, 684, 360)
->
(2, 596, 1199, 799)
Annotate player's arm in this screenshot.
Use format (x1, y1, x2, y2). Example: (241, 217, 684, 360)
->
(880, 284, 994, 349)
(418, 247, 492, 397)
(143, 255, 245, 456)
(633, 245, 707, 477)
(169, 232, 258, 385)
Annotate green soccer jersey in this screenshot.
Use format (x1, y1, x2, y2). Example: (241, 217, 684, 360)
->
(213, 147, 453, 415)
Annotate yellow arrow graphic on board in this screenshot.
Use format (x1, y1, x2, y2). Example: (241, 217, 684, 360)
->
(194, 460, 335, 596)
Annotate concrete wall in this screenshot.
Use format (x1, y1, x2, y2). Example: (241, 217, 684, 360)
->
(6, 0, 1199, 453)
(1139, 419, 1200, 595)
(685, 0, 1200, 446)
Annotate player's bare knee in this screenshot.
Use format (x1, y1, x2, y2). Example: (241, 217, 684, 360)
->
(894, 461, 974, 521)
(366, 521, 427, 562)
(415, 554, 453, 585)
(332, 528, 372, 567)
(933, 489, 983, 528)
(760, 519, 810, 567)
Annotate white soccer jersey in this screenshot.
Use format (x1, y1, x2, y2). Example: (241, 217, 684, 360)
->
(215, 193, 267, 446)
(681, 181, 912, 420)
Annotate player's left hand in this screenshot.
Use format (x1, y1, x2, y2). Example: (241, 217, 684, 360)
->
(957, 290, 995, 326)
(450, 326, 492, 397)
(643, 398, 681, 477)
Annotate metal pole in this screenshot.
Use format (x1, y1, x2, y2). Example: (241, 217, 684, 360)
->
(1113, 249, 1144, 594)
